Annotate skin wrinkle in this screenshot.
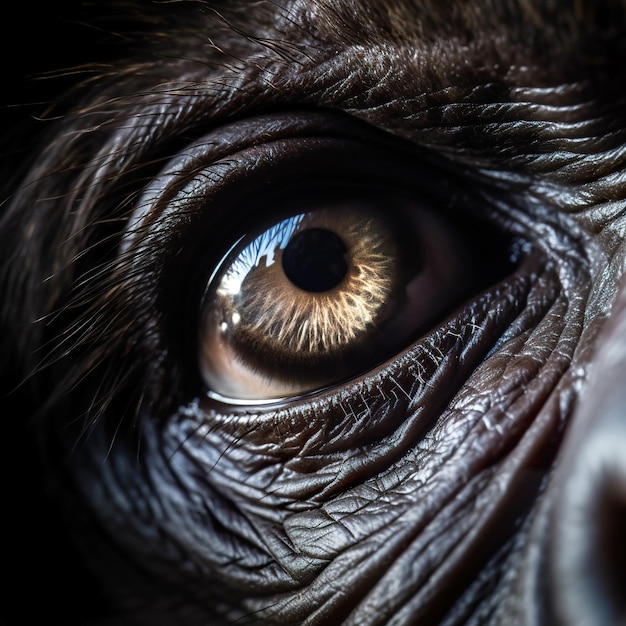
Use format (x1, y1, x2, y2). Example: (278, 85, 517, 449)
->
(3, 0, 626, 624)
(385, 403, 565, 625)
(64, 260, 560, 620)
(344, 472, 497, 625)
(58, 260, 532, 616)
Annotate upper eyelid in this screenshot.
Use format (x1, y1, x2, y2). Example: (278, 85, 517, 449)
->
(20, 43, 604, 241)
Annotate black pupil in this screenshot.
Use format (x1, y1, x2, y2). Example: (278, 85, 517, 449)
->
(282, 228, 348, 292)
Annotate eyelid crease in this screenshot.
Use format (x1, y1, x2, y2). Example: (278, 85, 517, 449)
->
(119, 110, 393, 252)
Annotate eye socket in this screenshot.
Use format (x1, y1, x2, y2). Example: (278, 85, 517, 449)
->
(199, 184, 487, 403)
(122, 112, 519, 408)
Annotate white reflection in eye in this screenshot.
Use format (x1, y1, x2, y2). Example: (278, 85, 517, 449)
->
(219, 214, 305, 297)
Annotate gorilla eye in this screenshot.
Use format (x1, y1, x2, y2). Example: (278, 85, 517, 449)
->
(127, 112, 516, 407)
(199, 185, 494, 403)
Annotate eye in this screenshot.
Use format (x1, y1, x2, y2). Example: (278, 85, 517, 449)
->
(124, 112, 518, 409)
(199, 184, 505, 404)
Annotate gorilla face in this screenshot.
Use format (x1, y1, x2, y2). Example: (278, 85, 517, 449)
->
(2, 1, 626, 624)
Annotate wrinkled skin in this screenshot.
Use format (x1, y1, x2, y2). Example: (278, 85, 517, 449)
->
(2, 1, 626, 624)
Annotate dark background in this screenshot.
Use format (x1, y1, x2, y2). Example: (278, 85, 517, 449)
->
(1, 4, 124, 622)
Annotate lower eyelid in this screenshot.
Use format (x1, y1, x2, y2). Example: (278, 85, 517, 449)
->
(196, 253, 546, 482)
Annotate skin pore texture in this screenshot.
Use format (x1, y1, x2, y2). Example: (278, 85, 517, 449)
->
(2, 1, 626, 624)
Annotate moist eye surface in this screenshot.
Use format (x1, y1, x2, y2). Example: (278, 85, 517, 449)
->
(198, 183, 506, 404)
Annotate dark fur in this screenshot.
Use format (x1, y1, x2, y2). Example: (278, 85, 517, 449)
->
(2, 1, 626, 624)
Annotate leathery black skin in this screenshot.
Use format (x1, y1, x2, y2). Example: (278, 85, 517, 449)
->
(2, 1, 626, 624)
